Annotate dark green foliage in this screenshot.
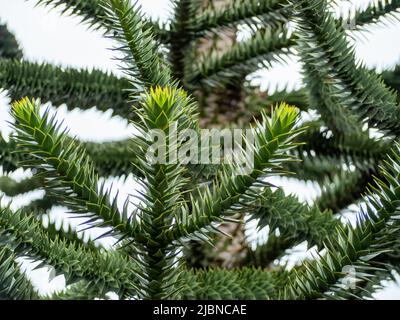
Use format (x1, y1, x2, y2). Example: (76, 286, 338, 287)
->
(191, 0, 290, 34)
(164, 104, 304, 242)
(0, 59, 132, 117)
(352, 0, 400, 30)
(169, 0, 199, 81)
(188, 28, 295, 87)
(0, 24, 23, 60)
(100, 0, 173, 94)
(382, 64, 400, 103)
(252, 188, 340, 249)
(1, 0, 400, 300)
(0, 176, 42, 197)
(282, 144, 400, 299)
(244, 233, 296, 267)
(82, 139, 140, 177)
(11, 98, 137, 238)
(128, 86, 196, 299)
(0, 133, 139, 177)
(0, 203, 136, 297)
(44, 219, 100, 252)
(0, 247, 38, 299)
(0, 133, 27, 173)
(293, 0, 400, 135)
(179, 267, 286, 299)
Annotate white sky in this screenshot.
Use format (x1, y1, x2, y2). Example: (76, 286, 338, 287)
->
(0, 0, 399, 299)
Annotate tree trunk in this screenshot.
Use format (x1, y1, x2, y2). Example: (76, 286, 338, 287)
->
(186, 0, 249, 269)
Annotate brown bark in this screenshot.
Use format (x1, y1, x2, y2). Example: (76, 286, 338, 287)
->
(190, 0, 249, 269)
(194, 0, 250, 128)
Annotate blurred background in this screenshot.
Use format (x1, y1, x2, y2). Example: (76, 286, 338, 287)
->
(0, 0, 400, 298)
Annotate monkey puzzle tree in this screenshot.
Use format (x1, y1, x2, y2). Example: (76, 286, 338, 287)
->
(0, 0, 400, 299)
